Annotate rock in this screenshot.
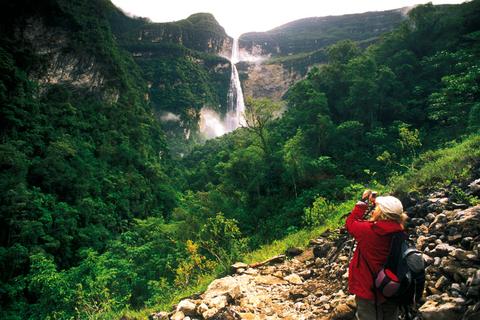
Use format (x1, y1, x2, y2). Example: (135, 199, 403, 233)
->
(286, 247, 304, 257)
(447, 202, 469, 210)
(289, 287, 309, 300)
(171, 311, 185, 320)
(451, 248, 468, 260)
(423, 254, 434, 266)
(254, 275, 287, 286)
(259, 266, 276, 275)
(242, 268, 258, 276)
(201, 307, 218, 319)
(419, 300, 463, 320)
(430, 243, 456, 257)
(197, 303, 208, 315)
(284, 273, 303, 285)
(435, 276, 449, 289)
(447, 234, 462, 243)
(298, 269, 314, 279)
(330, 303, 355, 320)
(461, 237, 474, 250)
(450, 283, 461, 292)
(315, 257, 325, 266)
(313, 243, 332, 258)
(208, 295, 228, 309)
(149, 311, 169, 320)
(231, 262, 249, 273)
(203, 276, 243, 301)
(176, 299, 197, 316)
(448, 206, 480, 238)
(468, 179, 480, 195)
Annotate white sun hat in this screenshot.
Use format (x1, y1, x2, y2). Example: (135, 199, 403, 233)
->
(375, 196, 404, 215)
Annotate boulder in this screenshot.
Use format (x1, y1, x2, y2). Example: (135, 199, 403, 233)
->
(313, 242, 333, 258)
(286, 247, 304, 257)
(284, 273, 303, 285)
(170, 311, 185, 320)
(176, 299, 197, 316)
(203, 276, 243, 301)
(330, 303, 355, 320)
(429, 243, 456, 257)
(448, 205, 480, 237)
(231, 262, 249, 273)
(419, 300, 463, 320)
(468, 179, 480, 195)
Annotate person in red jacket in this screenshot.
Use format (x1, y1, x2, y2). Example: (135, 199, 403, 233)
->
(345, 190, 408, 320)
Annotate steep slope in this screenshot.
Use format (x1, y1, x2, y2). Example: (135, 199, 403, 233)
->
(0, 0, 179, 317)
(153, 180, 480, 320)
(237, 9, 407, 101)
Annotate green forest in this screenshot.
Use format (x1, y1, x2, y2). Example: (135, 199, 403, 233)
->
(0, 0, 479, 319)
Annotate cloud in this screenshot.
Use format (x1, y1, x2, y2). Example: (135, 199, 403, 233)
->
(160, 112, 181, 122)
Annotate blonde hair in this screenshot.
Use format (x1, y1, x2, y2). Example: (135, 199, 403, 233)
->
(372, 206, 408, 227)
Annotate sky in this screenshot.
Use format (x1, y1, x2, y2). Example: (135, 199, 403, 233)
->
(111, 0, 467, 37)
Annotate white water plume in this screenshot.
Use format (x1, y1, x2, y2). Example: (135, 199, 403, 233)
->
(199, 38, 246, 139)
(199, 108, 226, 139)
(225, 38, 246, 132)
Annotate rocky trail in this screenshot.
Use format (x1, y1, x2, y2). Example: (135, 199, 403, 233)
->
(151, 179, 480, 320)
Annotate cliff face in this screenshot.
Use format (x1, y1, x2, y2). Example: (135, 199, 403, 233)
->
(237, 9, 406, 101)
(116, 13, 233, 56)
(109, 10, 233, 148)
(238, 61, 302, 101)
(5, 1, 127, 102)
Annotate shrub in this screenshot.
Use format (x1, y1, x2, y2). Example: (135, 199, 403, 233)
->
(303, 196, 336, 228)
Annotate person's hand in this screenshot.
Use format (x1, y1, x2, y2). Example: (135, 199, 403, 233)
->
(369, 193, 376, 204)
(362, 189, 372, 201)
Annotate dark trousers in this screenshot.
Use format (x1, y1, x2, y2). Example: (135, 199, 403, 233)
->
(355, 297, 399, 320)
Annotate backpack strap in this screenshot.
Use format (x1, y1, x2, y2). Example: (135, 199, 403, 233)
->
(384, 232, 407, 270)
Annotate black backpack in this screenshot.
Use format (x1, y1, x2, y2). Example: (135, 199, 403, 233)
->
(363, 232, 426, 319)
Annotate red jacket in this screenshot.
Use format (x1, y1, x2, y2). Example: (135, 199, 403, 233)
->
(345, 201, 404, 300)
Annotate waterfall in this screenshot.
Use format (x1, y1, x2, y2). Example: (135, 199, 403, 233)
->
(225, 38, 246, 132)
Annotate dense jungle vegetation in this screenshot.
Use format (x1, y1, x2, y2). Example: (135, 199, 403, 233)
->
(0, 0, 479, 319)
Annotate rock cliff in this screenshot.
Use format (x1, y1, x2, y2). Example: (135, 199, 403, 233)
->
(152, 179, 480, 320)
(237, 9, 406, 101)
(3, 0, 234, 149)
(115, 12, 232, 57)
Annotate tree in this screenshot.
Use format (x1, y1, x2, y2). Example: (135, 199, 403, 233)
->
(282, 129, 308, 197)
(244, 97, 283, 158)
(198, 213, 244, 271)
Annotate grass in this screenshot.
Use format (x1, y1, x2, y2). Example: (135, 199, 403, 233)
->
(390, 134, 480, 196)
(243, 199, 355, 264)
